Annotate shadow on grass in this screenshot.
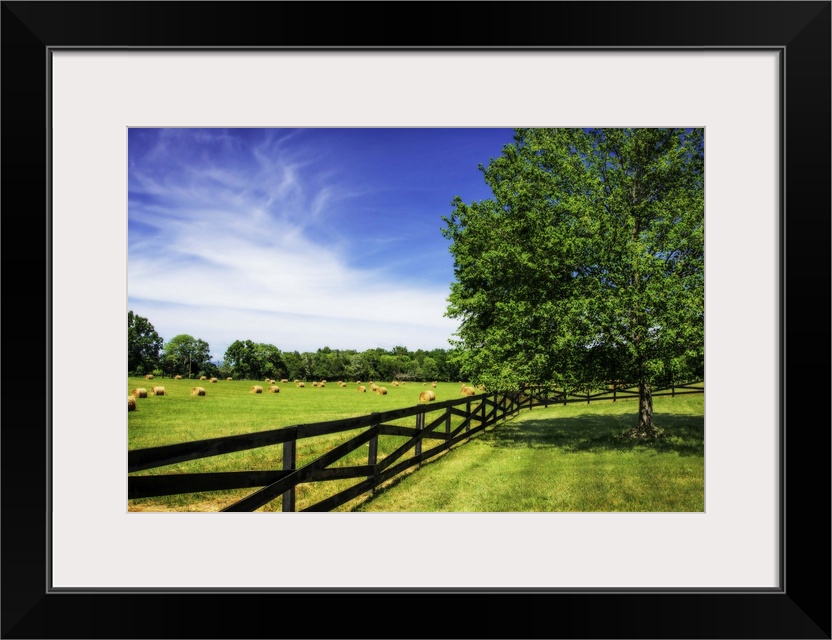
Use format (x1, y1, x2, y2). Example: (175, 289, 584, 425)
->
(481, 412, 704, 457)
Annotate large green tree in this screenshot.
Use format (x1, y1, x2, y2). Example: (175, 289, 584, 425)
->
(442, 128, 704, 437)
(223, 340, 287, 381)
(127, 311, 164, 375)
(162, 334, 212, 378)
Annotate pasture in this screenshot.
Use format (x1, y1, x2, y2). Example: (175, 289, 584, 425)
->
(128, 377, 479, 511)
(127, 377, 704, 512)
(354, 391, 705, 512)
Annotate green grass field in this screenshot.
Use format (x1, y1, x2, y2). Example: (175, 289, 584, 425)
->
(128, 377, 470, 448)
(128, 377, 479, 511)
(127, 377, 703, 513)
(354, 392, 704, 512)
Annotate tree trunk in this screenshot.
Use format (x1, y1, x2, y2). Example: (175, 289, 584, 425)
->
(625, 380, 662, 438)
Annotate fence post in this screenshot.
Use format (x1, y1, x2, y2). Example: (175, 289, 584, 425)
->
(466, 399, 471, 432)
(368, 413, 379, 494)
(672, 382, 675, 398)
(415, 410, 425, 465)
(445, 405, 451, 435)
(282, 439, 296, 512)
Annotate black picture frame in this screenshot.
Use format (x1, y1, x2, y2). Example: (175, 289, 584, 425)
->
(2, 2, 829, 638)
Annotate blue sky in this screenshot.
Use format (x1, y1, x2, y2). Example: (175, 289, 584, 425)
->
(128, 128, 516, 362)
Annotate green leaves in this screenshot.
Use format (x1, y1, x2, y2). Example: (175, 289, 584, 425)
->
(443, 128, 704, 397)
(128, 311, 164, 374)
(163, 334, 212, 378)
(223, 339, 286, 381)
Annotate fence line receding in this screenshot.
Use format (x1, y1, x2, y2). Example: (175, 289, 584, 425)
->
(128, 380, 703, 512)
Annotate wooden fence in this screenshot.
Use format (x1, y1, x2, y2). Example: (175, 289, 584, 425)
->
(519, 380, 705, 406)
(128, 380, 703, 512)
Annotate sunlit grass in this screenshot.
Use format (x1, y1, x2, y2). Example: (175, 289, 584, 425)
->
(352, 393, 704, 512)
(128, 377, 703, 513)
(127, 378, 481, 512)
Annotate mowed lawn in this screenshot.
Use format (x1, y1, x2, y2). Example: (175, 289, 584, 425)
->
(352, 392, 704, 512)
(128, 377, 703, 512)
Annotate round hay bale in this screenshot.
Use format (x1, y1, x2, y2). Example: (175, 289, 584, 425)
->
(392, 381, 399, 387)
(200, 376, 207, 381)
(376, 386, 388, 395)
(174, 375, 183, 380)
(128, 396, 136, 411)
(145, 374, 154, 380)
(268, 385, 280, 393)
(369, 383, 379, 391)
(296, 382, 305, 388)
(250, 385, 263, 394)
(477, 384, 486, 391)
(357, 385, 366, 393)
(151, 386, 166, 396)
(191, 387, 206, 396)
(131, 388, 147, 398)
(281, 379, 288, 384)
(419, 390, 436, 402)
(226, 377, 233, 381)
(431, 382, 437, 388)
(210, 377, 218, 383)
(461, 386, 476, 396)
(319, 382, 326, 387)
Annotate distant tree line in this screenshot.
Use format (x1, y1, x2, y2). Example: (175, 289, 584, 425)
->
(127, 311, 463, 382)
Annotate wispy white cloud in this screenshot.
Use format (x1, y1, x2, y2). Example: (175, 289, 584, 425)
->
(128, 128, 468, 359)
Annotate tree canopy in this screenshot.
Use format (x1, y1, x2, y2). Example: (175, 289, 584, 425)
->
(442, 128, 704, 436)
(161, 334, 212, 378)
(127, 311, 164, 375)
(224, 340, 287, 381)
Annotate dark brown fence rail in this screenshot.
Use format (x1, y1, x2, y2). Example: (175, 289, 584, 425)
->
(128, 380, 702, 512)
(520, 380, 705, 407)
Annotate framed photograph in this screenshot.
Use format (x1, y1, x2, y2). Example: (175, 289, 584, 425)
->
(3, 2, 829, 638)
